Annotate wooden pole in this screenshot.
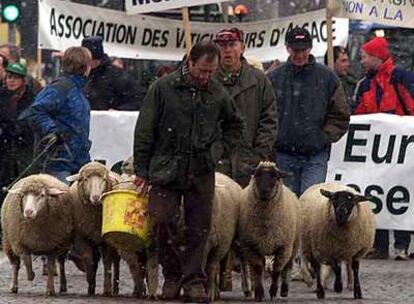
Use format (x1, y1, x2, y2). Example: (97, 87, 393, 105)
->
(326, 2, 334, 69)
(37, 47, 42, 81)
(181, 7, 192, 55)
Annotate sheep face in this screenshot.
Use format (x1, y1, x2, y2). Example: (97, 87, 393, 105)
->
(9, 184, 66, 220)
(253, 163, 289, 202)
(320, 189, 369, 227)
(68, 171, 109, 205)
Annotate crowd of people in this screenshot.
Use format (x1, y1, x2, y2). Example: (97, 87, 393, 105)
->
(1, 26, 414, 302)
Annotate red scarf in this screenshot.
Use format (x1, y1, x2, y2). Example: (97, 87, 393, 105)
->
(355, 58, 414, 115)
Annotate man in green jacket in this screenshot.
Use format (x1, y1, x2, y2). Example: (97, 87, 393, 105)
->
(213, 27, 277, 188)
(133, 41, 244, 303)
(212, 27, 277, 291)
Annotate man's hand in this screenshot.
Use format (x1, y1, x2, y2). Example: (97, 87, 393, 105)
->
(134, 176, 149, 196)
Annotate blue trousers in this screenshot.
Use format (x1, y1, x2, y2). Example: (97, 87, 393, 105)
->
(276, 150, 328, 197)
(374, 229, 411, 253)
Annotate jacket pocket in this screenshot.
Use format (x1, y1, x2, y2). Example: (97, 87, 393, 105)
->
(148, 154, 178, 185)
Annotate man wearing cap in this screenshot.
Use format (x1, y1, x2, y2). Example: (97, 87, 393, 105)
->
(267, 27, 349, 197)
(0, 62, 37, 242)
(213, 27, 277, 187)
(81, 36, 145, 110)
(354, 37, 414, 261)
(212, 27, 277, 291)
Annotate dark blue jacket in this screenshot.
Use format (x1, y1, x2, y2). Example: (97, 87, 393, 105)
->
(29, 74, 91, 173)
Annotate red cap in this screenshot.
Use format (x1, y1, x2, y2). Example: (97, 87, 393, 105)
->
(361, 37, 390, 60)
(214, 28, 244, 43)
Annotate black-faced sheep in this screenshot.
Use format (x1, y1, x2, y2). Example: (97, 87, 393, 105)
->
(1, 174, 72, 296)
(237, 161, 301, 301)
(300, 182, 375, 299)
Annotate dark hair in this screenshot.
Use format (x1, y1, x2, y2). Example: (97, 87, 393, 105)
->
(324, 46, 348, 65)
(189, 40, 220, 63)
(0, 54, 8, 68)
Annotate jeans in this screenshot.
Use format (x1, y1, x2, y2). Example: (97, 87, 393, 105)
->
(374, 229, 411, 253)
(276, 150, 328, 197)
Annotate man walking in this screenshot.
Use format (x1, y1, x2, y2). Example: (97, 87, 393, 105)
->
(133, 41, 243, 302)
(267, 27, 350, 196)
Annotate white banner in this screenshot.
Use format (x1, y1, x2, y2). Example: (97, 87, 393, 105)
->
(125, 0, 226, 15)
(327, 0, 414, 28)
(327, 114, 414, 231)
(38, 0, 349, 62)
(90, 112, 414, 231)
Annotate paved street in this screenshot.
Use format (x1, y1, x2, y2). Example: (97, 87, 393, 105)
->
(0, 251, 414, 304)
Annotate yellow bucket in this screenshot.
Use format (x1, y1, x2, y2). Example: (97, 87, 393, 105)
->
(101, 190, 149, 251)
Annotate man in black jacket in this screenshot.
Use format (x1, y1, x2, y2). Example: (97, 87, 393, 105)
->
(81, 36, 145, 110)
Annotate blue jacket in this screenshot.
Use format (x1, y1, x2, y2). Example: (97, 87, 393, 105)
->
(29, 74, 91, 173)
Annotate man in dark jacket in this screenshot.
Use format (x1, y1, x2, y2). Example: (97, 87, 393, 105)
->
(133, 41, 243, 303)
(213, 27, 277, 187)
(267, 27, 349, 197)
(324, 46, 358, 110)
(82, 36, 145, 111)
(28, 47, 92, 182)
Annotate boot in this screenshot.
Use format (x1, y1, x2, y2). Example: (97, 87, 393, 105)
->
(183, 283, 209, 303)
(160, 278, 182, 300)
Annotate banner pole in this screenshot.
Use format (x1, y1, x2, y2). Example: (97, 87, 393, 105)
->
(181, 7, 192, 55)
(326, 2, 334, 68)
(37, 47, 42, 81)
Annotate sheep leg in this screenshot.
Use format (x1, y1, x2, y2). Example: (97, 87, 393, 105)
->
(22, 254, 35, 281)
(101, 247, 113, 296)
(346, 262, 353, 290)
(309, 257, 324, 299)
(250, 259, 265, 301)
(280, 257, 294, 298)
(332, 262, 343, 293)
(112, 254, 120, 296)
(146, 250, 159, 299)
(7, 250, 20, 293)
(46, 255, 56, 296)
(239, 257, 252, 298)
(206, 256, 220, 302)
(84, 247, 98, 296)
(122, 251, 146, 297)
(58, 254, 67, 293)
(352, 259, 362, 299)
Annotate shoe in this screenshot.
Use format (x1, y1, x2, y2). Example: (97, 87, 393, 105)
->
(161, 279, 182, 300)
(395, 249, 408, 261)
(364, 249, 389, 260)
(183, 283, 209, 303)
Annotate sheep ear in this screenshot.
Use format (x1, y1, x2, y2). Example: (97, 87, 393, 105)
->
(48, 188, 67, 196)
(320, 189, 334, 198)
(8, 188, 22, 195)
(66, 174, 80, 182)
(276, 170, 291, 178)
(354, 194, 370, 203)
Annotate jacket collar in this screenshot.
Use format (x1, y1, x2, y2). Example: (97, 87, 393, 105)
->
(214, 57, 256, 95)
(286, 54, 316, 73)
(63, 73, 88, 88)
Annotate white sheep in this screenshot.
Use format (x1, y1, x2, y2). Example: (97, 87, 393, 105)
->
(1, 174, 72, 296)
(67, 161, 121, 296)
(205, 172, 242, 301)
(300, 182, 375, 299)
(237, 161, 301, 301)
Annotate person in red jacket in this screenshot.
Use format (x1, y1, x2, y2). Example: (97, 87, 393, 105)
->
(354, 36, 414, 260)
(354, 37, 414, 115)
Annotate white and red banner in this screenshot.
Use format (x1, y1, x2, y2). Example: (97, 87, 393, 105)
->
(39, 0, 348, 62)
(327, 0, 414, 29)
(125, 0, 226, 15)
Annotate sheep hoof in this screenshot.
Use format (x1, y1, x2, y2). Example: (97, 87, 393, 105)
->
(46, 290, 56, 297)
(112, 286, 119, 296)
(354, 289, 362, 299)
(148, 293, 158, 300)
(10, 286, 18, 293)
(87, 286, 95, 296)
(103, 290, 112, 297)
(269, 284, 277, 299)
(244, 291, 252, 298)
(254, 285, 265, 301)
(280, 283, 288, 298)
(60, 285, 67, 293)
(316, 288, 325, 299)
